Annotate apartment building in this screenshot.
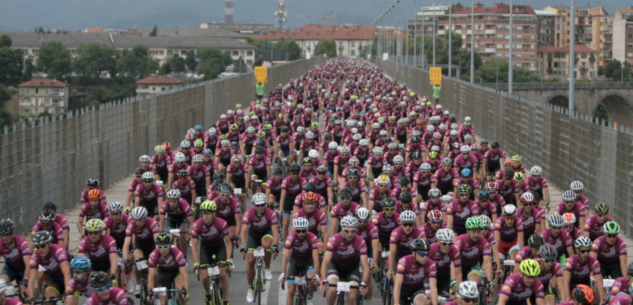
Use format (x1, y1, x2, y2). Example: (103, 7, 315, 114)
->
(18, 79, 69, 117)
(535, 10, 556, 48)
(613, 7, 633, 65)
(536, 44, 599, 80)
(136, 75, 184, 96)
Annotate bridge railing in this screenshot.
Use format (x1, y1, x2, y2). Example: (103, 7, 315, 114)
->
(0, 56, 325, 233)
(376, 58, 633, 236)
(481, 82, 633, 90)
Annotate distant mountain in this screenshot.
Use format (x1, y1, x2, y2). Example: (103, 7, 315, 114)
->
(0, 0, 619, 31)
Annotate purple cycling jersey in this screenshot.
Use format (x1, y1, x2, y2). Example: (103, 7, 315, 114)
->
(292, 208, 327, 235)
(168, 163, 190, 175)
(331, 200, 360, 219)
(500, 273, 544, 304)
(159, 199, 193, 218)
(172, 179, 196, 199)
(420, 223, 447, 244)
(357, 223, 379, 247)
(373, 212, 401, 240)
(453, 153, 479, 172)
(79, 202, 110, 220)
(190, 217, 229, 247)
(249, 155, 271, 172)
(475, 201, 497, 218)
(494, 217, 523, 242)
(395, 201, 420, 216)
(150, 154, 171, 170)
(518, 206, 544, 238)
(496, 180, 520, 199)
(584, 215, 613, 240)
(308, 176, 333, 197)
(591, 235, 627, 264)
(85, 286, 129, 305)
(31, 222, 64, 244)
(0, 235, 31, 271)
(542, 228, 573, 258)
(243, 207, 278, 234)
(524, 176, 548, 193)
(148, 245, 186, 272)
(421, 199, 446, 213)
(211, 196, 242, 223)
(454, 234, 491, 267)
(564, 254, 601, 282)
(484, 148, 506, 163)
(281, 177, 307, 199)
(80, 188, 107, 205)
(610, 278, 631, 298)
(390, 227, 424, 257)
(134, 184, 164, 202)
(428, 242, 461, 275)
(515, 246, 540, 263)
(125, 217, 159, 245)
(188, 164, 211, 184)
(609, 296, 633, 305)
(54, 214, 69, 230)
(78, 235, 117, 264)
(65, 277, 92, 296)
(266, 177, 283, 193)
(447, 199, 479, 232)
(535, 258, 562, 288)
(555, 201, 586, 226)
(325, 233, 367, 266)
(29, 243, 68, 280)
(103, 214, 131, 241)
(433, 167, 458, 186)
(396, 254, 437, 291)
(284, 232, 319, 260)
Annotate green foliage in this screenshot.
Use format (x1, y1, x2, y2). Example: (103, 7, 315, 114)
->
(37, 41, 72, 80)
(161, 62, 172, 75)
(0, 47, 23, 81)
(0, 84, 14, 129)
(276, 37, 302, 60)
(196, 46, 232, 80)
(73, 43, 117, 83)
(474, 59, 541, 83)
(0, 34, 12, 48)
(594, 103, 609, 125)
(166, 54, 186, 73)
(314, 39, 337, 58)
(185, 50, 198, 72)
(23, 56, 34, 81)
(0, 84, 13, 102)
(117, 45, 159, 80)
(150, 25, 158, 36)
(603, 59, 633, 82)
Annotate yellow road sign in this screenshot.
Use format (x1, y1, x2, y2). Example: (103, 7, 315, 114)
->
(255, 66, 268, 84)
(430, 67, 442, 85)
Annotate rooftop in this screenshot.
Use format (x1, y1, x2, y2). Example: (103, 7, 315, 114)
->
(258, 24, 377, 41)
(136, 75, 184, 85)
(19, 79, 68, 88)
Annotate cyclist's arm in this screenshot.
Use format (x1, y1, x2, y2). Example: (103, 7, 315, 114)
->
(153, 232, 159, 248)
(126, 191, 134, 209)
(388, 243, 397, 277)
(392, 273, 404, 305)
(134, 196, 141, 208)
(123, 236, 132, 261)
(279, 190, 287, 212)
(327, 186, 333, 206)
(360, 253, 370, 285)
(312, 247, 320, 277)
(484, 254, 493, 283)
(497, 293, 509, 305)
(27, 267, 37, 300)
(543, 187, 550, 206)
(240, 223, 249, 248)
(566, 246, 574, 258)
(330, 218, 339, 237)
(272, 223, 279, 246)
(267, 165, 271, 179)
(226, 172, 232, 184)
(368, 200, 374, 214)
(179, 264, 189, 293)
(63, 228, 69, 248)
(361, 192, 368, 209)
(147, 267, 156, 291)
(191, 237, 199, 264)
(447, 215, 453, 230)
(191, 189, 197, 201)
(621, 254, 627, 279)
(320, 226, 329, 252)
(224, 234, 233, 261)
(109, 251, 118, 276)
(280, 243, 291, 275)
(159, 214, 166, 232)
(555, 273, 567, 301)
(563, 270, 571, 301)
(453, 263, 463, 289)
(578, 216, 586, 234)
(514, 193, 521, 208)
(517, 232, 525, 249)
(429, 277, 439, 305)
(372, 239, 380, 269)
(77, 216, 84, 235)
(61, 260, 71, 289)
(594, 272, 604, 301)
(333, 165, 339, 182)
(321, 250, 332, 281)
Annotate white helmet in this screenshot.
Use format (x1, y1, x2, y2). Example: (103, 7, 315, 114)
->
(444, 110, 450, 116)
(340, 215, 358, 228)
(359, 139, 369, 146)
(420, 163, 432, 171)
(207, 128, 217, 136)
(435, 228, 455, 243)
(438, 123, 446, 131)
(246, 126, 255, 133)
(340, 146, 351, 153)
(388, 143, 398, 149)
(308, 150, 319, 159)
(306, 131, 316, 139)
(180, 140, 191, 149)
(297, 127, 305, 132)
(141, 172, 155, 181)
(109, 202, 124, 212)
(353, 134, 362, 141)
(530, 166, 542, 176)
(400, 210, 416, 223)
(441, 195, 452, 203)
(548, 214, 565, 228)
(328, 142, 339, 150)
(292, 217, 309, 230)
(351, 128, 358, 134)
(356, 208, 371, 221)
(131, 207, 148, 220)
(574, 236, 592, 249)
(192, 154, 204, 163)
(139, 155, 151, 162)
(570, 181, 584, 192)
(379, 130, 388, 136)
(383, 164, 394, 172)
(503, 204, 517, 216)
(427, 125, 435, 132)
(457, 281, 479, 299)
(393, 155, 404, 163)
(220, 114, 227, 119)
(460, 145, 470, 153)
(479, 215, 492, 229)
(166, 189, 181, 199)
(346, 120, 355, 127)
(562, 190, 576, 202)
(221, 140, 230, 146)
(464, 116, 472, 122)
(373, 147, 383, 155)
(449, 130, 458, 136)
(252, 192, 267, 205)
(431, 145, 441, 152)
(349, 157, 360, 167)
(450, 123, 458, 130)
(174, 152, 186, 163)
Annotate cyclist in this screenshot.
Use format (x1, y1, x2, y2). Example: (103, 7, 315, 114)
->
(373, 197, 400, 248)
(420, 188, 446, 224)
(215, 140, 232, 170)
(309, 166, 334, 207)
(65, 256, 93, 305)
(422, 210, 446, 244)
(84, 271, 131, 305)
(518, 192, 545, 244)
(496, 169, 521, 207)
(172, 169, 196, 204)
(0, 219, 30, 291)
(583, 202, 613, 241)
(366, 147, 385, 184)
(320, 216, 370, 305)
(563, 213, 583, 242)
(555, 190, 586, 229)
(447, 184, 478, 235)
(536, 243, 566, 303)
(330, 187, 361, 234)
(104, 202, 131, 250)
(41, 201, 70, 247)
(475, 190, 497, 222)
(514, 234, 544, 273)
(209, 184, 242, 248)
(393, 238, 438, 305)
(280, 164, 307, 241)
(355, 207, 379, 280)
(498, 259, 545, 305)
(78, 219, 117, 276)
(77, 188, 110, 236)
(279, 217, 320, 305)
(494, 204, 524, 262)
(606, 262, 633, 302)
(563, 237, 604, 303)
(560, 284, 595, 305)
(292, 192, 328, 253)
(453, 145, 478, 174)
(444, 281, 479, 305)
(432, 158, 458, 195)
(81, 179, 107, 207)
(240, 192, 279, 303)
(159, 189, 194, 253)
(31, 210, 66, 250)
(191, 200, 232, 305)
(151, 144, 172, 183)
(265, 167, 283, 209)
(274, 126, 293, 169)
(226, 155, 248, 210)
(123, 206, 160, 297)
(341, 168, 367, 206)
(368, 174, 392, 213)
(26, 231, 71, 302)
(167, 152, 190, 188)
(413, 162, 434, 203)
(543, 214, 575, 263)
(134, 172, 164, 218)
(325, 142, 341, 176)
(455, 217, 494, 286)
(395, 191, 420, 227)
(486, 181, 506, 213)
(147, 233, 189, 305)
(388, 211, 424, 281)
(482, 141, 506, 182)
(524, 166, 550, 208)
(570, 181, 589, 210)
(248, 146, 271, 194)
(300, 157, 317, 181)
(189, 154, 211, 200)
(430, 229, 462, 296)
(333, 146, 351, 183)
(590, 221, 627, 279)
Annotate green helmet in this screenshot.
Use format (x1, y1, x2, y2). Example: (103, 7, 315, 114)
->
(155, 232, 173, 246)
(457, 184, 472, 194)
(603, 221, 620, 234)
(595, 202, 609, 214)
(311, 122, 319, 128)
(383, 198, 396, 208)
(200, 200, 217, 212)
(263, 124, 272, 131)
(464, 121, 472, 126)
(230, 124, 238, 131)
(257, 131, 266, 138)
(511, 155, 522, 163)
(219, 134, 228, 140)
(194, 139, 203, 148)
(519, 259, 541, 277)
(465, 217, 484, 230)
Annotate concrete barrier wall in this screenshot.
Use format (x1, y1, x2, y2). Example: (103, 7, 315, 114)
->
(0, 56, 325, 233)
(376, 58, 633, 235)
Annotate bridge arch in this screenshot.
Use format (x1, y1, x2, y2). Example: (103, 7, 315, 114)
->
(592, 92, 633, 128)
(546, 94, 569, 109)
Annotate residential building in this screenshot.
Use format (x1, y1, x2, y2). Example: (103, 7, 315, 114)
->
(536, 45, 599, 80)
(0, 31, 257, 66)
(612, 7, 633, 65)
(199, 23, 276, 35)
(535, 10, 556, 48)
(545, 6, 608, 49)
(257, 25, 376, 58)
(591, 15, 614, 66)
(155, 28, 250, 43)
(136, 75, 184, 96)
(18, 79, 69, 117)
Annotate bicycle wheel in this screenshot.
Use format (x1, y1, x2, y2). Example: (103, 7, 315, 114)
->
(337, 292, 346, 305)
(213, 282, 223, 305)
(115, 265, 124, 290)
(256, 265, 263, 305)
(294, 290, 305, 305)
(140, 280, 148, 305)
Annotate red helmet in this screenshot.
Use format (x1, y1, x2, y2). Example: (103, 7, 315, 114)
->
(428, 209, 443, 222)
(486, 181, 497, 192)
(163, 142, 171, 150)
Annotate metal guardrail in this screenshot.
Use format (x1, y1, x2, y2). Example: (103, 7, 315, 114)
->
(482, 82, 633, 90)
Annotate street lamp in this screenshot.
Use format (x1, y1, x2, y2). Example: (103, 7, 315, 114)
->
(449, 0, 452, 76)
(391, 5, 406, 64)
(569, 0, 576, 112)
(509, 0, 514, 95)
(470, 0, 474, 83)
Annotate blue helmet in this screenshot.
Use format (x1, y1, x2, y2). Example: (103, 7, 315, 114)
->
(194, 125, 203, 131)
(202, 149, 213, 155)
(70, 256, 91, 270)
(461, 168, 472, 177)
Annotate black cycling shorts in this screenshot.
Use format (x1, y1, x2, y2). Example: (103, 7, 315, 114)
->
(400, 289, 426, 305)
(157, 268, 181, 288)
(287, 258, 315, 283)
(326, 261, 360, 287)
(199, 243, 228, 264)
(134, 240, 155, 259)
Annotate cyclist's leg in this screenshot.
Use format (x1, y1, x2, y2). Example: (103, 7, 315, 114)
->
(411, 290, 429, 305)
(199, 246, 212, 296)
(157, 268, 176, 304)
(342, 266, 360, 305)
(246, 231, 262, 287)
(133, 244, 145, 285)
(286, 259, 298, 305)
(178, 222, 189, 257)
(325, 261, 340, 305)
(261, 232, 274, 268)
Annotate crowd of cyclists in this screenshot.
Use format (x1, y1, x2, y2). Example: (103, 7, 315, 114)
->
(0, 58, 631, 305)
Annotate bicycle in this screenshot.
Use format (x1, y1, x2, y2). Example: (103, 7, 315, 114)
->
(196, 254, 229, 305)
(192, 196, 205, 221)
(244, 247, 267, 305)
(150, 287, 187, 305)
(29, 297, 64, 305)
(478, 269, 490, 305)
(281, 268, 309, 305)
(168, 228, 190, 253)
(502, 259, 515, 283)
(379, 246, 392, 305)
(115, 250, 131, 293)
(5, 284, 27, 303)
(135, 258, 150, 304)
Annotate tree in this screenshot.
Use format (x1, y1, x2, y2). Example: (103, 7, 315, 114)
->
(117, 45, 159, 80)
(474, 59, 541, 83)
(0, 35, 11, 48)
(185, 50, 197, 72)
(37, 41, 72, 80)
(167, 54, 187, 73)
(603, 59, 633, 82)
(276, 37, 302, 60)
(150, 26, 158, 36)
(196, 46, 232, 80)
(222, 51, 234, 66)
(161, 62, 172, 75)
(313, 39, 337, 58)
(23, 56, 34, 81)
(0, 47, 23, 81)
(73, 43, 117, 83)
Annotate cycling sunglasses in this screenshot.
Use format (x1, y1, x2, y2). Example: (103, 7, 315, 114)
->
(416, 252, 429, 257)
(157, 245, 170, 250)
(383, 207, 395, 212)
(343, 229, 356, 234)
(95, 284, 112, 292)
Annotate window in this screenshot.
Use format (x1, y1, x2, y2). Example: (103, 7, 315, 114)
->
(629, 34, 633, 38)
(628, 43, 633, 48)
(247, 51, 253, 56)
(232, 51, 239, 56)
(581, 53, 587, 58)
(181, 50, 187, 56)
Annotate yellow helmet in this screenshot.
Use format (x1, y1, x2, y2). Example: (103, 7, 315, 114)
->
(519, 259, 540, 277)
(85, 219, 105, 232)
